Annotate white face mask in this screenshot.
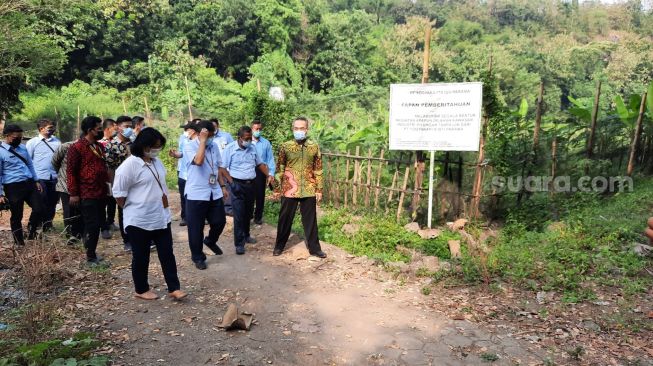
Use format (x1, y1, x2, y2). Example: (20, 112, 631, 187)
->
(146, 148, 161, 158)
(183, 131, 190, 138)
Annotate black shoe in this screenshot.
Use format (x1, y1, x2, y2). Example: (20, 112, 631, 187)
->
(236, 246, 245, 255)
(194, 261, 207, 270)
(27, 231, 38, 240)
(246, 236, 257, 244)
(150, 243, 157, 251)
(253, 219, 263, 225)
(273, 249, 283, 256)
(180, 218, 187, 227)
(204, 238, 223, 255)
(123, 242, 132, 252)
(101, 229, 112, 239)
(87, 255, 105, 265)
(310, 250, 327, 259)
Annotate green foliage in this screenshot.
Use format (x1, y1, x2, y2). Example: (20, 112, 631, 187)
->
(0, 332, 107, 366)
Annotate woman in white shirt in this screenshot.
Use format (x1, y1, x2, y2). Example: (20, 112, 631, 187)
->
(113, 128, 186, 301)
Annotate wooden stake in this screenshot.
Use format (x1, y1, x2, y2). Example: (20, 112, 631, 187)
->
(335, 155, 342, 207)
(365, 149, 373, 208)
(386, 170, 398, 215)
(550, 134, 558, 196)
(587, 80, 602, 159)
(76, 105, 81, 137)
(397, 167, 411, 223)
(471, 115, 488, 218)
(344, 151, 350, 208)
(184, 76, 193, 121)
(421, 22, 433, 84)
(374, 150, 385, 210)
(627, 92, 647, 177)
(532, 81, 544, 154)
(144, 96, 151, 124)
(257, 79, 262, 92)
(353, 146, 360, 206)
(54, 107, 60, 137)
(122, 97, 128, 114)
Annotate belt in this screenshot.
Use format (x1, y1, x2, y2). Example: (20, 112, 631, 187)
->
(232, 178, 254, 184)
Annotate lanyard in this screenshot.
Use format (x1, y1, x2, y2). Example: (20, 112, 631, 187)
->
(88, 143, 104, 160)
(144, 161, 164, 194)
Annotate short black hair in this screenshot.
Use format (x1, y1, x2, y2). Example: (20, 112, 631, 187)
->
(116, 115, 132, 124)
(3, 124, 23, 135)
(37, 118, 54, 130)
(191, 120, 215, 133)
(237, 125, 252, 138)
(132, 116, 145, 128)
(81, 116, 102, 134)
(251, 120, 262, 126)
(102, 119, 116, 129)
(130, 128, 167, 158)
(209, 118, 220, 126)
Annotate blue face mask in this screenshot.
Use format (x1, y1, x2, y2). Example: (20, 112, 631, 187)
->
(253, 131, 261, 138)
(121, 127, 134, 139)
(241, 140, 251, 149)
(293, 131, 306, 141)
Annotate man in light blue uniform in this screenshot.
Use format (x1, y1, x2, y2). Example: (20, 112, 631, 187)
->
(251, 120, 276, 225)
(168, 121, 196, 226)
(0, 124, 44, 245)
(183, 120, 229, 270)
(221, 126, 269, 255)
(26, 118, 61, 231)
(210, 118, 235, 215)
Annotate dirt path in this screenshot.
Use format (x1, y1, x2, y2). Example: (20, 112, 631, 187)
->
(56, 194, 543, 366)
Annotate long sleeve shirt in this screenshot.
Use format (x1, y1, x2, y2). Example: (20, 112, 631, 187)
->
(0, 142, 38, 196)
(275, 139, 323, 198)
(26, 135, 61, 180)
(66, 138, 109, 199)
(52, 142, 74, 194)
(252, 136, 275, 176)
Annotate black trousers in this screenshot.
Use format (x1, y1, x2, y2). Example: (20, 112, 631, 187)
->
(185, 196, 226, 263)
(3, 180, 42, 245)
(231, 179, 255, 248)
(274, 197, 322, 253)
(103, 196, 116, 230)
(35, 179, 58, 230)
(126, 224, 180, 294)
(252, 169, 267, 222)
(117, 206, 129, 244)
(59, 192, 83, 239)
(79, 198, 105, 260)
(178, 176, 186, 220)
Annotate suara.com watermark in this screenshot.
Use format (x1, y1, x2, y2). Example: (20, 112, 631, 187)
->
(491, 176, 633, 193)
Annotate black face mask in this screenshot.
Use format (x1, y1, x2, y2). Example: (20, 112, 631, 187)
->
(95, 130, 104, 140)
(9, 138, 21, 148)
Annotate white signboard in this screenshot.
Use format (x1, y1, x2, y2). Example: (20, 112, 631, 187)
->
(389, 82, 483, 151)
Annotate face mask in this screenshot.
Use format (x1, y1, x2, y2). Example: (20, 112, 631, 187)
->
(253, 131, 261, 138)
(43, 128, 55, 137)
(146, 148, 161, 158)
(293, 131, 306, 141)
(121, 127, 134, 139)
(129, 134, 136, 142)
(95, 130, 104, 140)
(241, 140, 251, 149)
(111, 130, 118, 138)
(183, 131, 190, 138)
(9, 137, 21, 148)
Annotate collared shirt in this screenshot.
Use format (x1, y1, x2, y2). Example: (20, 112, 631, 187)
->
(275, 139, 323, 198)
(113, 155, 171, 231)
(221, 141, 262, 180)
(184, 138, 223, 201)
(214, 130, 234, 156)
(252, 136, 276, 176)
(177, 133, 190, 180)
(66, 138, 109, 199)
(26, 134, 61, 180)
(0, 142, 38, 196)
(105, 137, 131, 170)
(52, 142, 74, 193)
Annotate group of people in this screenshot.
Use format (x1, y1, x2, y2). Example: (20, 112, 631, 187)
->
(0, 115, 326, 300)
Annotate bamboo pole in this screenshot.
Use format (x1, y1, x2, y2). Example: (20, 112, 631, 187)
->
(335, 155, 342, 207)
(587, 80, 602, 159)
(122, 97, 128, 114)
(397, 167, 411, 223)
(257, 79, 262, 92)
(344, 150, 350, 208)
(627, 92, 648, 177)
(517, 81, 545, 204)
(365, 149, 373, 208)
(184, 76, 193, 121)
(143, 96, 151, 124)
(76, 105, 81, 137)
(54, 107, 60, 137)
(374, 149, 385, 210)
(550, 135, 558, 196)
(386, 170, 398, 214)
(470, 56, 494, 218)
(352, 146, 360, 206)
